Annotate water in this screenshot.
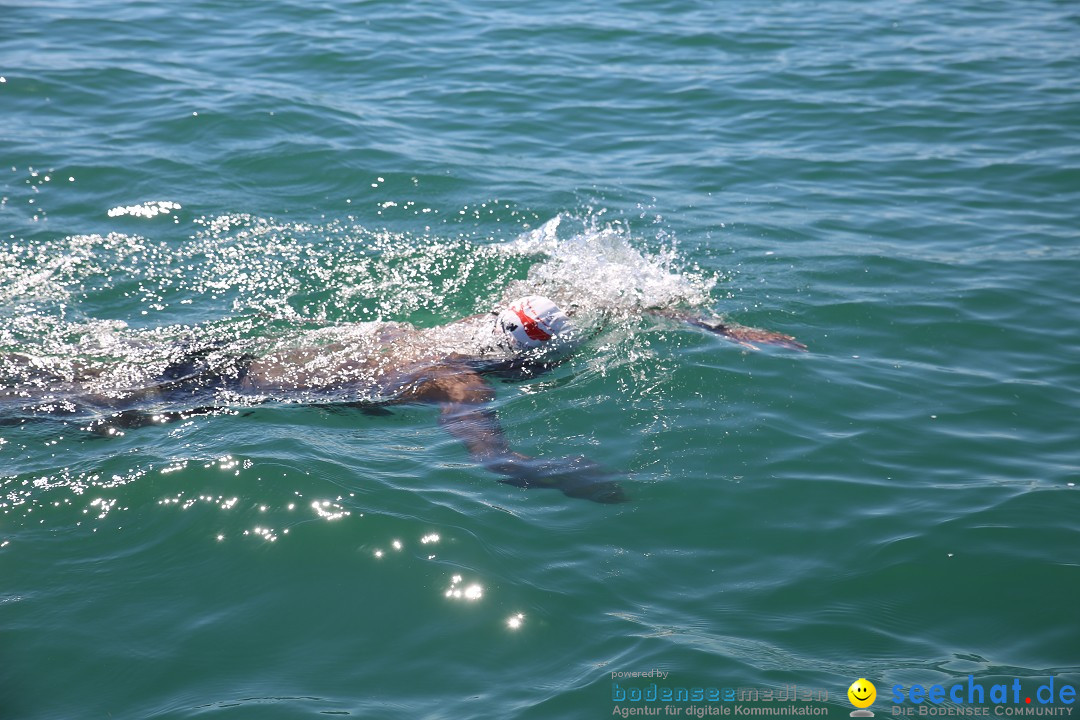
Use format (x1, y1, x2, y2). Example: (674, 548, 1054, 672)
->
(2, 1, 1079, 718)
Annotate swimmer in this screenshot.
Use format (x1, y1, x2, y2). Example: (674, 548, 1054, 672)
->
(1, 296, 804, 502)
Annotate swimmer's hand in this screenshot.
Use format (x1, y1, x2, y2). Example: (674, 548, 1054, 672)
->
(691, 318, 806, 351)
(486, 454, 629, 504)
(651, 309, 806, 351)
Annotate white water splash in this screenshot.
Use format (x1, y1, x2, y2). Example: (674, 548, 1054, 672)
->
(1, 210, 718, 410)
(507, 215, 713, 310)
(106, 200, 182, 219)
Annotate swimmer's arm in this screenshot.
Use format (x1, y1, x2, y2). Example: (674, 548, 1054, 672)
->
(649, 309, 806, 351)
(414, 371, 627, 502)
(406, 370, 509, 459)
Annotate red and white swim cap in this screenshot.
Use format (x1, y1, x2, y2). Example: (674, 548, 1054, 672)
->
(494, 296, 571, 351)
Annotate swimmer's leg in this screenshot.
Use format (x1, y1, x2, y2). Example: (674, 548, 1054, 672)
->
(313, 401, 394, 417)
(2, 347, 245, 435)
(84, 405, 233, 437)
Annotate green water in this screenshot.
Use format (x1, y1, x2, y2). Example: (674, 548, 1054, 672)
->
(2, 1, 1079, 718)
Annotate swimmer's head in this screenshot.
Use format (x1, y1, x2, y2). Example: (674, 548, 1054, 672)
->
(493, 296, 573, 353)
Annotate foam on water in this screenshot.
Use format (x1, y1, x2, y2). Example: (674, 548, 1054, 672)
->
(501, 214, 715, 318)
(1, 211, 718, 416)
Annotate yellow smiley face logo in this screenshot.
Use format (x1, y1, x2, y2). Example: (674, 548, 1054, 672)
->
(848, 678, 877, 709)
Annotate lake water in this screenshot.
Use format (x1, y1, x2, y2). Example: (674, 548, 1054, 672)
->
(2, 1, 1078, 718)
